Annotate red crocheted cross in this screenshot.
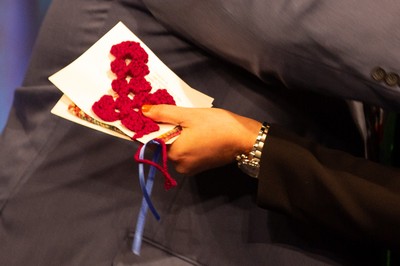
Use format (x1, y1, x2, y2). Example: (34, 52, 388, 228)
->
(92, 41, 176, 139)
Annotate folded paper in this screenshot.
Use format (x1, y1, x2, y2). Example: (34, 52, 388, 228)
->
(50, 21, 213, 143)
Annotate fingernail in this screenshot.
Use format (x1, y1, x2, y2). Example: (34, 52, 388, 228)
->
(141, 104, 153, 113)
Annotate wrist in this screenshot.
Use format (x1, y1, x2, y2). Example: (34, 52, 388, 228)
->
(239, 121, 263, 155)
(236, 122, 270, 178)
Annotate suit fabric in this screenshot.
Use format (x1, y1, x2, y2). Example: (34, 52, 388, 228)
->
(1, 0, 399, 265)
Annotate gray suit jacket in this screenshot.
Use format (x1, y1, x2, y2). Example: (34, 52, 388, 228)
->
(144, 0, 400, 111)
(1, 0, 399, 265)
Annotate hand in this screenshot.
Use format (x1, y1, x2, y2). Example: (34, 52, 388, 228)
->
(142, 104, 261, 175)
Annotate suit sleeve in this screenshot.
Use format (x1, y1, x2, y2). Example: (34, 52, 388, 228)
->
(257, 125, 400, 248)
(144, 0, 400, 111)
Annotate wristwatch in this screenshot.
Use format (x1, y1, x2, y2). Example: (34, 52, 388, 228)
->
(236, 122, 270, 178)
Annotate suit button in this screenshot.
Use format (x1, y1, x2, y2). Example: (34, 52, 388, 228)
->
(384, 72, 399, 87)
(371, 67, 386, 81)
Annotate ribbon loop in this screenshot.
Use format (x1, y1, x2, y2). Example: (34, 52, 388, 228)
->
(132, 138, 177, 255)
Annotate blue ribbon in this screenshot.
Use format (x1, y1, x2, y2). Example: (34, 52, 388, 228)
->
(132, 140, 162, 255)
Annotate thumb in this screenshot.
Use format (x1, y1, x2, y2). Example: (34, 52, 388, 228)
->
(142, 104, 185, 125)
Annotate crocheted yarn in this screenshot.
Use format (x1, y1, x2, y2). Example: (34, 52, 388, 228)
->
(134, 138, 177, 190)
(92, 41, 176, 139)
(92, 40, 178, 193)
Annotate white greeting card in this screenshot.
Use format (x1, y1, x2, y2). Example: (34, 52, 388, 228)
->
(49, 22, 213, 143)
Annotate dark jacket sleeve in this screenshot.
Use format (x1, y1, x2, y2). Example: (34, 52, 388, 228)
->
(257, 124, 400, 249)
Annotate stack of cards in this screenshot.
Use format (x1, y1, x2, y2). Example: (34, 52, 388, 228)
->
(49, 22, 213, 143)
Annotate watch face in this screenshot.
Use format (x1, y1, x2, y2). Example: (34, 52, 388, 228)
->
(241, 164, 259, 178)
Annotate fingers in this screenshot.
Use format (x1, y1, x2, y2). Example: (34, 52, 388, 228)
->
(141, 104, 262, 176)
(142, 104, 186, 126)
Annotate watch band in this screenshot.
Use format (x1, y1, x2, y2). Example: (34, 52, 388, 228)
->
(236, 122, 270, 178)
